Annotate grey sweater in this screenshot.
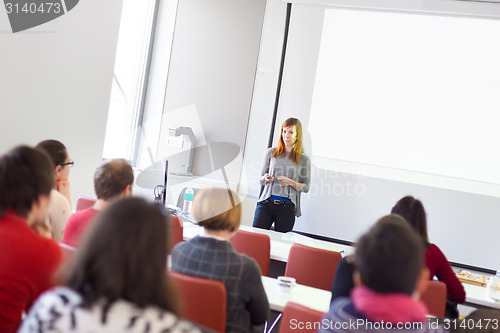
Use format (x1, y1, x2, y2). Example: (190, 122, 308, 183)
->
(258, 148, 311, 217)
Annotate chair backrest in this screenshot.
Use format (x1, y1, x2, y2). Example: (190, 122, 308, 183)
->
(279, 302, 325, 333)
(169, 271, 227, 333)
(58, 243, 77, 281)
(75, 196, 97, 211)
(229, 229, 270, 276)
(59, 242, 77, 260)
(285, 243, 342, 291)
(168, 216, 183, 254)
(420, 280, 447, 318)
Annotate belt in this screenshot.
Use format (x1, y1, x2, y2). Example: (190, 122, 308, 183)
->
(266, 198, 293, 206)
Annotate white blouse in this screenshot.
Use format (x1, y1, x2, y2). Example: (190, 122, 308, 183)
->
(19, 287, 204, 333)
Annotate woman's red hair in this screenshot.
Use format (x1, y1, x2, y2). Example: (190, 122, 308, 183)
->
(272, 118, 304, 164)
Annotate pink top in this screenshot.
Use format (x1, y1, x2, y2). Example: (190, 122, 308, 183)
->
(352, 286, 428, 324)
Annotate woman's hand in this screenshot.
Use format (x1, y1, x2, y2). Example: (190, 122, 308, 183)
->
(278, 176, 293, 187)
(30, 220, 52, 239)
(261, 173, 275, 184)
(278, 176, 303, 191)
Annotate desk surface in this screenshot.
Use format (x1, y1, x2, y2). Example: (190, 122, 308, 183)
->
(182, 221, 500, 312)
(462, 282, 500, 310)
(182, 222, 353, 262)
(262, 276, 331, 313)
(261, 276, 500, 315)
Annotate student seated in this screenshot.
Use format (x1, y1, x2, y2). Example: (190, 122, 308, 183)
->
(330, 255, 355, 303)
(35, 139, 73, 241)
(0, 146, 62, 332)
(391, 196, 465, 315)
(62, 159, 133, 247)
(19, 197, 204, 333)
(320, 215, 446, 333)
(171, 187, 269, 333)
(331, 196, 465, 318)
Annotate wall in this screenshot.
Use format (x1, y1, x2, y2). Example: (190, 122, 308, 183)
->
(139, 0, 267, 209)
(0, 0, 124, 206)
(238, 0, 288, 225)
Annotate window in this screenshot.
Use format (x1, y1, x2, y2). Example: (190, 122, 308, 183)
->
(102, 0, 158, 162)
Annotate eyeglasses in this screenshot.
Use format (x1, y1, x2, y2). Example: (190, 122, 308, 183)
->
(60, 160, 74, 168)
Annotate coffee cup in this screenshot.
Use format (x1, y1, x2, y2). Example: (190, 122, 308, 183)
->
(277, 276, 296, 292)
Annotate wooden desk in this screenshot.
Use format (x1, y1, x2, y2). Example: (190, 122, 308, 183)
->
(262, 276, 331, 313)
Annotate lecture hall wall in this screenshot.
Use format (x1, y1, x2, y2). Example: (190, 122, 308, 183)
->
(0, 0, 124, 207)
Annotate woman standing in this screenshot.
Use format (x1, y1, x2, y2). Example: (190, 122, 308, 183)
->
(252, 117, 311, 233)
(35, 140, 73, 241)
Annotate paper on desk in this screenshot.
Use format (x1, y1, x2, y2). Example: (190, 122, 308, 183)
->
(166, 204, 196, 224)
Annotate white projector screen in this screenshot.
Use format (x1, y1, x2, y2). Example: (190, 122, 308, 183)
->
(310, 9, 500, 196)
(276, 1, 500, 270)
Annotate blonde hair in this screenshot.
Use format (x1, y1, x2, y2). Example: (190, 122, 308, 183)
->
(193, 188, 241, 232)
(272, 117, 304, 164)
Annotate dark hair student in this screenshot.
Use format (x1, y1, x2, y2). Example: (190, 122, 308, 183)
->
(391, 195, 465, 314)
(35, 139, 73, 204)
(35, 139, 68, 167)
(19, 198, 203, 332)
(0, 145, 61, 332)
(330, 195, 466, 319)
(35, 139, 73, 241)
(391, 195, 428, 244)
(0, 145, 54, 218)
(319, 216, 443, 333)
(252, 117, 311, 233)
(355, 214, 425, 295)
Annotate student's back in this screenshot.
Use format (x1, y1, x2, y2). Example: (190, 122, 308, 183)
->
(320, 215, 447, 333)
(61, 159, 134, 247)
(0, 146, 62, 332)
(20, 198, 204, 333)
(171, 187, 269, 333)
(0, 215, 61, 331)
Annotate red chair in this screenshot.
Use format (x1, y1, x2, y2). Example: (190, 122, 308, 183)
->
(75, 196, 96, 211)
(420, 280, 447, 318)
(168, 216, 183, 254)
(279, 302, 325, 333)
(285, 243, 342, 291)
(59, 242, 77, 260)
(169, 271, 227, 332)
(58, 243, 77, 281)
(229, 229, 270, 276)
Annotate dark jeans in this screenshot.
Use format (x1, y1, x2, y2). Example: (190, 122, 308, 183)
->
(252, 199, 295, 233)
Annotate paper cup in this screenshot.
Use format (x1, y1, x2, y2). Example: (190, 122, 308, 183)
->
(277, 276, 296, 292)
